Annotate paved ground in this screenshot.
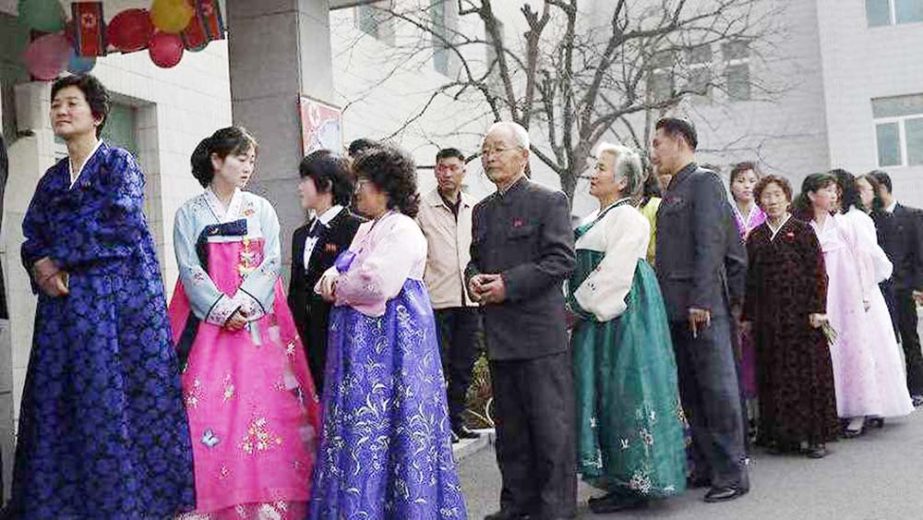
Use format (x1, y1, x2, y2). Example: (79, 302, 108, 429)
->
(458, 410, 923, 519)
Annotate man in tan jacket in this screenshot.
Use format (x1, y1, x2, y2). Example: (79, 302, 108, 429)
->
(417, 147, 482, 443)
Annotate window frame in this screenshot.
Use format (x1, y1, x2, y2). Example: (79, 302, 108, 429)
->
(866, 0, 923, 27)
(874, 114, 923, 167)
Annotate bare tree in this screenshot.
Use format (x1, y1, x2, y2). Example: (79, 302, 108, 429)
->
(341, 0, 786, 199)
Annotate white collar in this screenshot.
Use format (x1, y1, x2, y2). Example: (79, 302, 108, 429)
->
(68, 139, 104, 188)
(767, 214, 791, 240)
(316, 205, 343, 226)
(733, 202, 758, 225)
(205, 187, 244, 223)
(885, 200, 898, 213)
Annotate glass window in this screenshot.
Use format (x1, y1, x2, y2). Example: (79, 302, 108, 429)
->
(876, 122, 902, 166)
(726, 64, 751, 101)
(905, 117, 923, 165)
(872, 93, 923, 118)
(685, 45, 712, 65)
(896, 0, 923, 23)
(687, 68, 711, 96)
(721, 40, 749, 61)
(650, 71, 673, 101)
(357, 4, 380, 38)
(101, 103, 139, 159)
(866, 0, 893, 26)
(431, 0, 449, 74)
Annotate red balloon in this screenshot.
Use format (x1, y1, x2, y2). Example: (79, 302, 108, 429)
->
(107, 9, 154, 53)
(23, 33, 70, 81)
(148, 32, 184, 68)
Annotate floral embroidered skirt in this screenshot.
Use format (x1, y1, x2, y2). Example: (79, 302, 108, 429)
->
(571, 258, 687, 498)
(309, 280, 467, 520)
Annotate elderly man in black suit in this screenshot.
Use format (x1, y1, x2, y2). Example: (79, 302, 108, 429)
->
(466, 122, 577, 520)
(289, 150, 363, 393)
(869, 170, 923, 407)
(653, 117, 749, 503)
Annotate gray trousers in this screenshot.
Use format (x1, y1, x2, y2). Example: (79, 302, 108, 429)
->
(490, 352, 577, 519)
(671, 315, 749, 489)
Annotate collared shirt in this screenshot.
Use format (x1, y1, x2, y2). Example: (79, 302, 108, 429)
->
(68, 139, 104, 188)
(303, 205, 344, 269)
(767, 213, 791, 241)
(416, 188, 475, 309)
(884, 200, 898, 213)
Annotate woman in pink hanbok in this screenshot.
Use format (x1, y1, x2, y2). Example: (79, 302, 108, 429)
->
(729, 163, 766, 433)
(796, 173, 910, 439)
(168, 127, 321, 519)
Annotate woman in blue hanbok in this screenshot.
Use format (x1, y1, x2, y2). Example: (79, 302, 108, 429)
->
(7, 74, 194, 518)
(310, 145, 467, 519)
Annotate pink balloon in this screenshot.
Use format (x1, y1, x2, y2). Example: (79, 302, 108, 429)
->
(148, 32, 184, 68)
(23, 33, 71, 81)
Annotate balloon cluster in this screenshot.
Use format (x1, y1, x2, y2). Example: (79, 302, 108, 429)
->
(20, 0, 225, 80)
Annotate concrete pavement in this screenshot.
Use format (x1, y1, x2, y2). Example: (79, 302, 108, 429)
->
(458, 410, 923, 519)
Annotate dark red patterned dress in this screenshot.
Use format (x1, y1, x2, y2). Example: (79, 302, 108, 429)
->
(743, 216, 839, 449)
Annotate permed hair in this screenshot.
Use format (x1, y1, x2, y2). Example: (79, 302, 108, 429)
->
(352, 144, 421, 218)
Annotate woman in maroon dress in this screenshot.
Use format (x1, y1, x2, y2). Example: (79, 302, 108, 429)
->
(741, 175, 839, 458)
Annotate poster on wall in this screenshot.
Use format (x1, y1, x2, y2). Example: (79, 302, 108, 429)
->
(298, 95, 342, 156)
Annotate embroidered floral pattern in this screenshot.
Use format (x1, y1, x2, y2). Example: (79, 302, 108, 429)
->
(240, 417, 283, 455)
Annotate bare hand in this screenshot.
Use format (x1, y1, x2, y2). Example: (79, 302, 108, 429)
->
(468, 274, 487, 303)
(33, 258, 69, 297)
(688, 307, 711, 338)
(809, 313, 827, 329)
(225, 310, 248, 331)
(479, 274, 507, 305)
(317, 272, 339, 302)
(913, 291, 923, 306)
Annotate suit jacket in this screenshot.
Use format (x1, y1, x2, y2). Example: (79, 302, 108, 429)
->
(465, 177, 576, 361)
(288, 209, 364, 356)
(656, 163, 745, 322)
(873, 203, 923, 291)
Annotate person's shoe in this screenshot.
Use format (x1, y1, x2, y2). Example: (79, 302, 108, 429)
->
(804, 444, 827, 459)
(911, 395, 923, 407)
(453, 424, 482, 440)
(704, 486, 748, 503)
(450, 429, 459, 444)
(588, 493, 646, 514)
(483, 510, 528, 520)
(843, 417, 866, 439)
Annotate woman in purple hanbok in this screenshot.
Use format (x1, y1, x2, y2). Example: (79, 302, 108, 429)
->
(729, 163, 765, 433)
(309, 145, 467, 519)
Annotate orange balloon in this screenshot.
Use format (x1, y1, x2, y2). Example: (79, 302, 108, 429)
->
(150, 0, 194, 34)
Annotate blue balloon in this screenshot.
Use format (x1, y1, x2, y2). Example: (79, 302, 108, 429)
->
(67, 50, 96, 74)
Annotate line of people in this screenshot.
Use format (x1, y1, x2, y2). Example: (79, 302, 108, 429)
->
(4, 73, 921, 520)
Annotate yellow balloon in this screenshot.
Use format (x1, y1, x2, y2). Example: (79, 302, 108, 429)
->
(150, 0, 194, 34)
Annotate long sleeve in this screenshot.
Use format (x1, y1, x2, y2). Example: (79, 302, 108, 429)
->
(50, 150, 147, 269)
(501, 191, 576, 302)
(572, 208, 648, 322)
(909, 208, 923, 290)
(21, 175, 55, 293)
(804, 227, 828, 315)
(464, 204, 483, 286)
(690, 173, 730, 312)
(173, 205, 239, 325)
(854, 210, 893, 284)
(741, 233, 760, 322)
(334, 216, 426, 317)
(232, 199, 281, 318)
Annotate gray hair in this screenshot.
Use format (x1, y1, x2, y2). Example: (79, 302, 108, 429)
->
(596, 143, 645, 198)
(485, 121, 530, 150)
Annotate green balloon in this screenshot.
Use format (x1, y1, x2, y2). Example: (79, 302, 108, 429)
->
(18, 0, 66, 33)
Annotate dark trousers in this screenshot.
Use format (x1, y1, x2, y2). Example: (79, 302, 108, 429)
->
(895, 289, 923, 397)
(490, 353, 577, 519)
(670, 315, 749, 489)
(434, 307, 482, 427)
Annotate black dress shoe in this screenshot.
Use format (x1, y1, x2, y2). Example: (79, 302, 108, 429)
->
(912, 395, 923, 407)
(588, 492, 646, 514)
(704, 486, 748, 503)
(483, 510, 528, 520)
(453, 424, 482, 440)
(804, 444, 827, 459)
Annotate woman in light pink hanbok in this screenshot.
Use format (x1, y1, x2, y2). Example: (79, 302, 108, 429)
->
(168, 127, 321, 519)
(796, 173, 911, 439)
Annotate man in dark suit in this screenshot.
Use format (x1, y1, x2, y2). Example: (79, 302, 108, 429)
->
(289, 150, 363, 393)
(653, 117, 749, 503)
(466, 122, 576, 520)
(869, 170, 923, 407)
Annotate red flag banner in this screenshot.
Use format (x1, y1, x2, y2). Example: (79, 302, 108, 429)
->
(71, 2, 107, 57)
(181, 0, 226, 51)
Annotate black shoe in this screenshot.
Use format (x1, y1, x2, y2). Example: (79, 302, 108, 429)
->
(704, 486, 748, 503)
(588, 493, 646, 514)
(453, 424, 481, 440)
(483, 510, 528, 520)
(868, 417, 885, 429)
(687, 474, 711, 488)
(804, 444, 827, 459)
(912, 395, 923, 407)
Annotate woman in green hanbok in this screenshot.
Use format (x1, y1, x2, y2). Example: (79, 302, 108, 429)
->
(567, 143, 687, 514)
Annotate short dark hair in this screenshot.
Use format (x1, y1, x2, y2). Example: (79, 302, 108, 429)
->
(869, 169, 892, 194)
(730, 161, 761, 185)
(754, 174, 793, 206)
(436, 147, 466, 163)
(830, 168, 861, 213)
(190, 126, 258, 188)
(51, 74, 110, 137)
(353, 144, 420, 218)
(348, 138, 380, 158)
(655, 117, 698, 150)
(299, 149, 353, 206)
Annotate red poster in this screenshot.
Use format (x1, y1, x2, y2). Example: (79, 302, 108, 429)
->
(299, 95, 343, 155)
(71, 2, 107, 57)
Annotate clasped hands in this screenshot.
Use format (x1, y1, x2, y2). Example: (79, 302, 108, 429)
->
(33, 257, 69, 298)
(468, 273, 506, 305)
